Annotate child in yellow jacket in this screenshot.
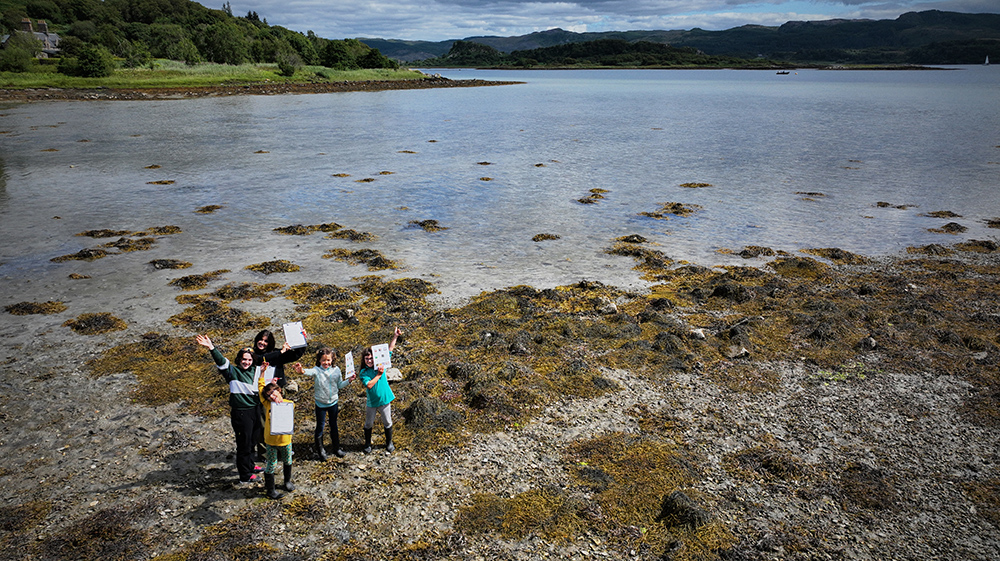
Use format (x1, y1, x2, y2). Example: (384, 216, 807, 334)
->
(259, 368, 294, 499)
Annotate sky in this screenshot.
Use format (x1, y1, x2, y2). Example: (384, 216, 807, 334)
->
(209, 0, 1000, 42)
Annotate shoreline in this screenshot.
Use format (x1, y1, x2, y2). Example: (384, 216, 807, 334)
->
(0, 77, 523, 102)
(2, 243, 999, 560)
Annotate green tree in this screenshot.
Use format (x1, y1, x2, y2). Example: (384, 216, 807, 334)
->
(0, 32, 42, 72)
(276, 51, 302, 76)
(75, 44, 116, 76)
(321, 40, 358, 69)
(201, 21, 249, 64)
(358, 47, 398, 69)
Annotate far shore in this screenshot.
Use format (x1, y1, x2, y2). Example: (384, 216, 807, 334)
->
(0, 77, 523, 102)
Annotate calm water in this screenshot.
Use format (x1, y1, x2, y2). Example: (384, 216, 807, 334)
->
(1, 67, 998, 321)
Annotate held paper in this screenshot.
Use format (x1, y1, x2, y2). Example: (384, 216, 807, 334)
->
(282, 321, 308, 349)
(270, 402, 294, 435)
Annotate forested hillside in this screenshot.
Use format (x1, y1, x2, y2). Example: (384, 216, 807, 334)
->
(0, 0, 397, 74)
(371, 10, 1000, 65)
(419, 39, 783, 68)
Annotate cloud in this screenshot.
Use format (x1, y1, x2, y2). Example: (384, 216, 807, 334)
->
(217, 0, 1000, 41)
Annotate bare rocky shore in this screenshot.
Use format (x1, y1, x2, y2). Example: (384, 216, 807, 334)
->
(1, 238, 999, 561)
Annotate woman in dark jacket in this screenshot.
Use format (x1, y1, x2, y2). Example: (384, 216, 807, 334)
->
(250, 329, 305, 458)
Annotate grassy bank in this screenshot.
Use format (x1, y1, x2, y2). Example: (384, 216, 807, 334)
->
(0, 59, 427, 90)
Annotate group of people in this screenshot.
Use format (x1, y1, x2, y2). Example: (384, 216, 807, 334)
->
(195, 326, 402, 499)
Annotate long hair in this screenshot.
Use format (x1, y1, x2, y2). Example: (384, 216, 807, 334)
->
(234, 347, 254, 369)
(252, 329, 275, 353)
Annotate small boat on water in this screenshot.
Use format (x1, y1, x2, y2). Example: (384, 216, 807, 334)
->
(776, 71, 790, 75)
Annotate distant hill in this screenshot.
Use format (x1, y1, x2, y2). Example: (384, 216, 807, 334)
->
(368, 10, 1000, 65)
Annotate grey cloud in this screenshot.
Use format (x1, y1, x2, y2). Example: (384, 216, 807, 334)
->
(221, 0, 999, 41)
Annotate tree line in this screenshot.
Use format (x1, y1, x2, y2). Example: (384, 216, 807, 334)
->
(419, 39, 783, 68)
(0, 0, 398, 75)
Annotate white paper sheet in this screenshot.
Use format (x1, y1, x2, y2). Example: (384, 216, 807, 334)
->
(283, 321, 307, 349)
(344, 351, 355, 380)
(371, 343, 391, 371)
(270, 401, 294, 435)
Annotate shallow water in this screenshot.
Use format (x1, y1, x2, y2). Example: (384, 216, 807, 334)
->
(1, 67, 998, 324)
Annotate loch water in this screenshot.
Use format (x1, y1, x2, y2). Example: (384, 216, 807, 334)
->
(1, 66, 998, 315)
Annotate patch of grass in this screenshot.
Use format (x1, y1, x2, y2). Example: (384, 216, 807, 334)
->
(1, 60, 425, 90)
(5, 301, 66, 315)
(63, 312, 126, 334)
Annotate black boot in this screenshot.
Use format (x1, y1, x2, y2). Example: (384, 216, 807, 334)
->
(264, 473, 282, 499)
(385, 425, 395, 453)
(283, 464, 295, 492)
(363, 428, 373, 454)
(332, 422, 345, 457)
(315, 435, 328, 461)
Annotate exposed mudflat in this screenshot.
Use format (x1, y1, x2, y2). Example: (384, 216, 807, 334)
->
(1, 240, 999, 560)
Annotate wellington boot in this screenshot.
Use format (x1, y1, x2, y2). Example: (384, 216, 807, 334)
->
(264, 473, 282, 500)
(363, 428, 373, 454)
(315, 436, 328, 461)
(283, 464, 295, 492)
(385, 425, 395, 453)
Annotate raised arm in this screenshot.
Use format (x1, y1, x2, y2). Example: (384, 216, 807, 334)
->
(388, 326, 402, 352)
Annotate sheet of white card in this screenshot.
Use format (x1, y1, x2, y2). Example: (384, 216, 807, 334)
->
(371, 343, 391, 371)
(283, 321, 307, 349)
(271, 402, 294, 435)
(344, 352, 355, 380)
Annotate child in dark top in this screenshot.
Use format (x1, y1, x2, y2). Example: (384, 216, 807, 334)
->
(195, 334, 260, 484)
(359, 326, 402, 454)
(292, 347, 354, 460)
(251, 329, 305, 388)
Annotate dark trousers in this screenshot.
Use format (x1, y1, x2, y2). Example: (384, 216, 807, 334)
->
(315, 403, 340, 446)
(230, 406, 259, 481)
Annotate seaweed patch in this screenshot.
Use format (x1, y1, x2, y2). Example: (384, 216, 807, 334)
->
(246, 260, 301, 274)
(5, 301, 67, 315)
(63, 312, 127, 335)
(322, 248, 399, 270)
(168, 269, 230, 290)
(409, 220, 448, 232)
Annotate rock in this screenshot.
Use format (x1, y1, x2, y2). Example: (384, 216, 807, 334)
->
(384, 368, 403, 382)
(858, 336, 877, 351)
